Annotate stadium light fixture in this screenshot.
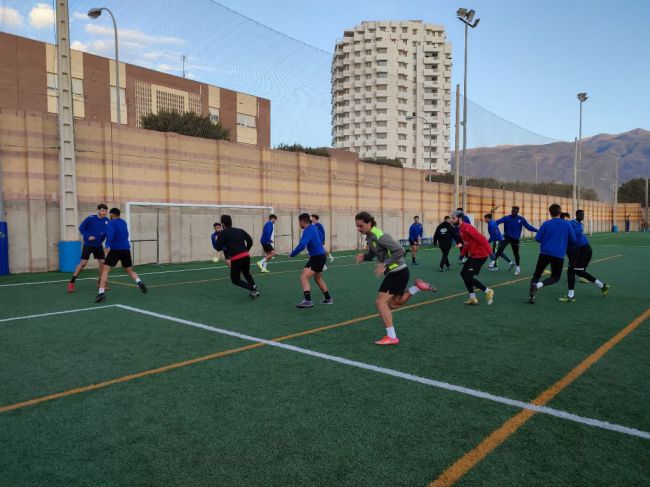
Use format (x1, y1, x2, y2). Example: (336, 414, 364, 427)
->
(88, 7, 121, 125)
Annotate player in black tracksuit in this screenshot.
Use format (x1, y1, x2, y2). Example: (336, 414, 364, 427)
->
(214, 215, 259, 299)
(433, 216, 456, 272)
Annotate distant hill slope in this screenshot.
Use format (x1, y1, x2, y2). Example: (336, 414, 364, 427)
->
(456, 128, 650, 201)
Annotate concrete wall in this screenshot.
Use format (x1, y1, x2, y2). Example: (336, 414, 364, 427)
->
(0, 109, 643, 273)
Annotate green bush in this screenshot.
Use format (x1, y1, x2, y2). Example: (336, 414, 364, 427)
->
(140, 110, 230, 141)
(360, 157, 404, 168)
(275, 143, 330, 157)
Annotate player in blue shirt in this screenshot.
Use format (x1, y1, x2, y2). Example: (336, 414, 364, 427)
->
(311, 214, 334, 264)
(257, 214, 277, 273)
(68, 203, 109, 293)
(528, 204, 576, 304)
(496, 205, 538, 275)
(483, 213, 514, 272)
(408, 215, 424, 265)
(558, 210, 609, 302)
(289, 213, 332, 308)
(95, 208, 147, 302)
(211, 222, 230, 268)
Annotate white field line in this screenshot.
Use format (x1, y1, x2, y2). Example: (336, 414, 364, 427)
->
(0, 252, 364, 288)
(116, 304, 650, 441)
(0, 305, 115, 323)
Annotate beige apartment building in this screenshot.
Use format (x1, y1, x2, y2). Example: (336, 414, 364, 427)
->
(331, 20, 452, 172)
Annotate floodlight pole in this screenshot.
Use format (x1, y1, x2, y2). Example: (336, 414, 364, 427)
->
(461, 21, 468, 208)
(454, 85, 460, 208)
(89, 7, 120, 124)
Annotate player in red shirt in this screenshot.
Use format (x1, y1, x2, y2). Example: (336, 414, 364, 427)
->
(451, 210, 495, 305)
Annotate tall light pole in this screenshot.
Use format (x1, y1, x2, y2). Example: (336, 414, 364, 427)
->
(457, 8, 480, 208)
(406, 115, 433, 181)
(576, 92, 588, 208)
(88, 7, 121, 125)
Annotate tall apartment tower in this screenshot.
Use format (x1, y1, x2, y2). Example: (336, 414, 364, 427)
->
(332, 20, 452, 172)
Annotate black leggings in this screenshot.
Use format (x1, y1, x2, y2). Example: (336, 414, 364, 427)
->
(531, 254, 563, 287)
(439, 246, 451, 269)
(461, 257, 487, 293)
(497, 236, 521, 265)
(493, 240, 512, 264)
(567, 246, 596, 290)
(230, 256, 256, 291)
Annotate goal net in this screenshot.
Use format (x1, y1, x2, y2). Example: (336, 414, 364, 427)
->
(125, 202, 278, 265)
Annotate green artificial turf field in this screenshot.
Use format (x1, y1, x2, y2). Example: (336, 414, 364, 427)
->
(1, 232, 649, 486)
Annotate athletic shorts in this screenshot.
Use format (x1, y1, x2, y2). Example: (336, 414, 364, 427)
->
(305, 254, 327, 272)
(81, 244, 105, 261)
(409, 239, 419, 246)
(379, 267, 410, 295)
(105, 249, 133, 268)
(570, 244, 592, 269)
(262, 243, 274, 253)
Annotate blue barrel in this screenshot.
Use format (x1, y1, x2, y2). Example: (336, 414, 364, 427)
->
(59, 240, 82, 272)
(612, 225, 619, 233)
(0, 221, 8, 275)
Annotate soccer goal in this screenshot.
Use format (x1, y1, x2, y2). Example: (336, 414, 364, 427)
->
(124, 202, 276, 265)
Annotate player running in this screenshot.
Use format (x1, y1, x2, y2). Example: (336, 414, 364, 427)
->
(451, 210, 495, 305)
(257, 214, 277, 273)
(290, 213, 332, 308)
(215, 215, 259, 299)
(95, 208, 147, 302)
(354, 211, 436, 345)
(495, 206, 538, 275)
(558, 210, 610, 302)
(211, 222, 230, 268)
(484, 213, 514, 272)
(433, 216, 455, 272)
(528, 204, 577, 304)
(68, 203, 109, 293)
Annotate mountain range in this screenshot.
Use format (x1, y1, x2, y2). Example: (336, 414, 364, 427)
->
(457, 128, 650, 201)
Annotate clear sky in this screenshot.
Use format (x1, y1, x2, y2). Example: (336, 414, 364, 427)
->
(2, 0, 648, 146)
(214, 0, 649, 141)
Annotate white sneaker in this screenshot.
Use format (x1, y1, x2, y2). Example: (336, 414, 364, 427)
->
(328, 253, 334, 263)
(323, 264, 328, 271)
(514, 266, 521, 276)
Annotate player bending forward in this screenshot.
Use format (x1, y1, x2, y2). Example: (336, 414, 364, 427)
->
(354, 212, 436, 346)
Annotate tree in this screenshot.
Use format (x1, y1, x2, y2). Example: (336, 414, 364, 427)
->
(140, 110, 230, 141)
(275, 143, 330, 157)
(618, 178, 648, 203)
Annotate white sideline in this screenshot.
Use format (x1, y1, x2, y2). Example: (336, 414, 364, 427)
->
(0, 252, 361, 288)
(0, 305, 115, 323)
(116, 304, 650, 441)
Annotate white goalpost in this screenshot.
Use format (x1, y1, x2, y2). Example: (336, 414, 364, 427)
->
(124, 202, 275, 265)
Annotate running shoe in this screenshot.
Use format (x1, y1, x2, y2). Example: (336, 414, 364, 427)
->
(558, 296, 575, 303)
(415, 278, 437, 292)
(374, 336, 399, 346)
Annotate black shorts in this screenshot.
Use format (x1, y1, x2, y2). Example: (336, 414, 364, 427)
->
(262, 243, 274, 253)
(305, 254, 327, 272)
(379, 267, 410, 295)
(81, 244, 105, 261)
(409, 239, 419, 246)
(104, 249, 133, 268)
(570, 244, 592, 269)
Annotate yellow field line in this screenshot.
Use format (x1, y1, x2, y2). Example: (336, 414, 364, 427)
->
(430, 306, 650, 487)
(0, 255, 621, 414)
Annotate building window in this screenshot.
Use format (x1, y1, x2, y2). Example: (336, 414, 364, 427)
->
(209, 107, 220, 123)
(237, 113, 256, 128)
